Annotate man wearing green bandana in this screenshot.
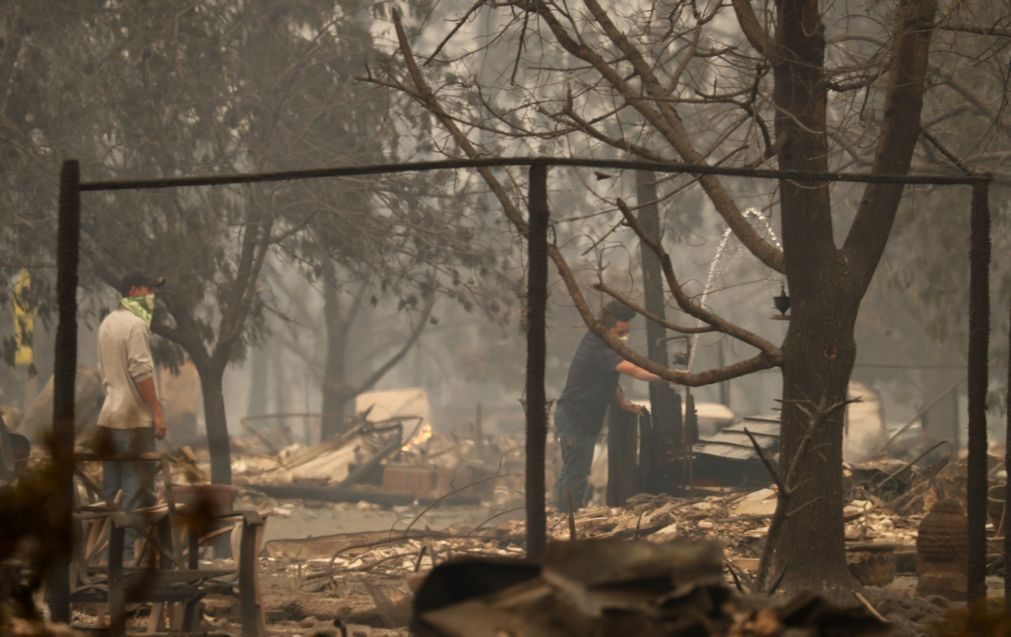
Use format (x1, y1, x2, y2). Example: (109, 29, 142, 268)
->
(95, 272, 166, 519)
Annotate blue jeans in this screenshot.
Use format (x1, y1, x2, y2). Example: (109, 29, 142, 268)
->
(96, 427, 157, 511)
(555, 433, 597, 513)
(553, 405, 601, 512)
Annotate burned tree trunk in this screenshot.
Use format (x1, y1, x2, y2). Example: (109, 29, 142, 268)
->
(636, 170, 683, 492)
(761, 0, 938, 598)
(196, 361, 232, 486)
(763, 0, 855, 595)
(321, 262, 352, 439)
(246, 346, 269, 420)
(767, 292, 860, 595)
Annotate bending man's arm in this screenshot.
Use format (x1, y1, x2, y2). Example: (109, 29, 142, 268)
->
(615, 360, 663, 382)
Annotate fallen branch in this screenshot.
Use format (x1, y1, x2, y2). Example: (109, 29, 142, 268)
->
(320, 530, 523, 575)
(872, 439, 949, 492)
(632, 511, 644, 540)
(467, 506, 526, 536)
(724, 558, 746, 593)
(853, 591, 890, 625)
(400, 466, 514, 537)
(743, 427, 787, 494)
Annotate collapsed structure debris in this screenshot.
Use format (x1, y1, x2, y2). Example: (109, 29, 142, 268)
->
(4, 374, 995, 636)
(410, 540, 889, 637)
(693, 417, 780, 489)
(8, 413, 992, 637)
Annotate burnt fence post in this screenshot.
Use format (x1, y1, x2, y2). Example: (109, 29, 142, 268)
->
(967, 180, 990, 606)
(1005, 294, 1011, 613)
(525, 162, 549, 560)
(49, 160, 81, 622)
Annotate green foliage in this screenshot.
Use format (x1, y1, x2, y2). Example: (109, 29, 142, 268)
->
(869, 0, 1011, 413)
(0, 0, 504, 364)
(0, 0, 511, 474)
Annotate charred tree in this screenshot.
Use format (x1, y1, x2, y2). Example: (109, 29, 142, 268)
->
(761, 0, 939, 596)
(246, 347, 269, 421)
(636, 170, 683, 492)
(148, 204, 274, 487)
(383, 0, 945, 599)
(194, 359, 231, 486)
(320, 262, 354, 439)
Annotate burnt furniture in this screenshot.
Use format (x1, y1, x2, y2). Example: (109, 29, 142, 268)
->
(71, 454, 266, 636)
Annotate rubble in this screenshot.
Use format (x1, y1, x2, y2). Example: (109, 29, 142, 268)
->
(411, 539, 890, 637)
(693, 417, 780, 489)
(140, 404, 1011, 636)
(848, 456, 923, 501)
(134, 441, 1011, 637)
(227, 407, 519, 509)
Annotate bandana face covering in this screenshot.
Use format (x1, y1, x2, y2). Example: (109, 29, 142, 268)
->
(121, 294, 155, 327)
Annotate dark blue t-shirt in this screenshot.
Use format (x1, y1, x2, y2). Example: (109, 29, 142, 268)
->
(555, 332, 624, 438)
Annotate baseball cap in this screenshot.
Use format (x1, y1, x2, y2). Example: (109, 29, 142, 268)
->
(117, 272, 165, 296)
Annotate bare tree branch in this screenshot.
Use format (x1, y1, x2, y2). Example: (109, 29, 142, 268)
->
(352, 293, 435, 396)
(938, 23, 1011, 38)
(518, 0, 786, 273)
(615, 198, 783, 357)
(842, 0, 939, 290)
(593, 281, 713, 334)
(389, 8, 783, 388)
(730, 0, 777, 60)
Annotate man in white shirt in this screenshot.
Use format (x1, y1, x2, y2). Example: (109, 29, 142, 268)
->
(95, 272, 166, 513)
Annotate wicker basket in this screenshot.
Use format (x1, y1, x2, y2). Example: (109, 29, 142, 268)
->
(846, 543, 896, 587)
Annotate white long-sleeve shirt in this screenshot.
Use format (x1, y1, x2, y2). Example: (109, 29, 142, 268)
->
(96, 309, 156, 429)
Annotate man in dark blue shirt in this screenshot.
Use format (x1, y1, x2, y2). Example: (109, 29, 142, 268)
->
(554, 301, 662, 512)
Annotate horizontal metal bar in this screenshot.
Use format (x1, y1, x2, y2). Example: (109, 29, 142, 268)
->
(79, 157, 991, 192)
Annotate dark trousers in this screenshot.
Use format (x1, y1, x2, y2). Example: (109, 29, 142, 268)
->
(554, 433, 597, 513)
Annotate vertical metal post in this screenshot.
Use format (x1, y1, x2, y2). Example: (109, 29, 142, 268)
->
(49, 160, 80, 622)
(1004, 295, 1010, 612)
(718, 338, 730, 407)
(525, 162, 548, 560)
(967, 180, 990, 605)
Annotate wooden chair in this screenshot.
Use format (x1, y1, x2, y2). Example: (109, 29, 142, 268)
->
(71, 452, 266, 636)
